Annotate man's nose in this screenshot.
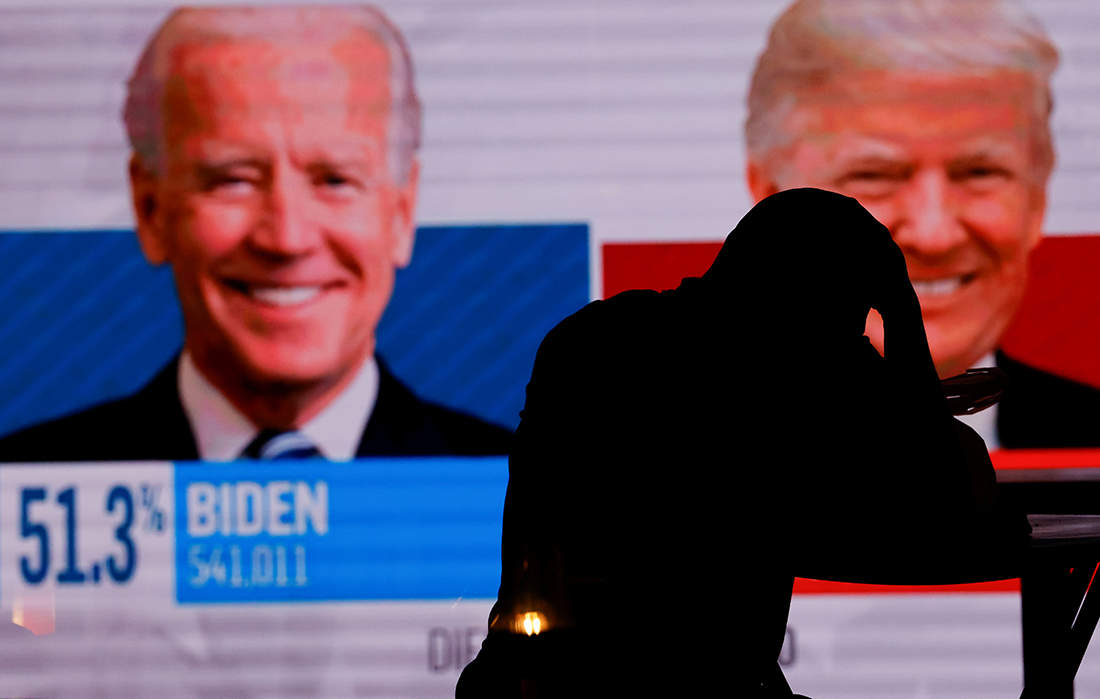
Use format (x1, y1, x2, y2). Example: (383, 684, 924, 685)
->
(891, 170, 968, 257)
(250, 174, 322, 257)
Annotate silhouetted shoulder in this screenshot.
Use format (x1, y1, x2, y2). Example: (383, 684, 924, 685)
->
(534, 288, 681, 360)
(0, 361, 197, 462)
(997, 351, 1100, 448)
(1, 355, 511, 462)
(0, 383, 513, 462)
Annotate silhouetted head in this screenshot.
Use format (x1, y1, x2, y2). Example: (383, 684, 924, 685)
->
(704, 188, 909, 341)
(702, 188, 943, 407)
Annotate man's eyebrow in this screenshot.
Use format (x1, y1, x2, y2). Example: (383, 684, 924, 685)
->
(301, 143, 379, 162)
(307, 158, 371, 170)
(835, 155, 909, 168)
(950, 143, 1020, 163)
(190, 160, 268, 188)
(195, 157, 269, 171)
(830, 155, 914, 180)
(297, 136, 384, 163)
(826, 140, 910, 169)
(302, 157, 384, 182)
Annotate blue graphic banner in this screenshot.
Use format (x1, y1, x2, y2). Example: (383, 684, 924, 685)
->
(1, 458, 509, 606)
(173, 458, 508, 603)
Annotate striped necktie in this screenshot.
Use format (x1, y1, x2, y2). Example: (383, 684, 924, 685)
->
(242, 429, 323, 460)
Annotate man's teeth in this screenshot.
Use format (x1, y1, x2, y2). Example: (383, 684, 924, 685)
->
(247, 286, 322, 306)
(912, 277, 964, 296)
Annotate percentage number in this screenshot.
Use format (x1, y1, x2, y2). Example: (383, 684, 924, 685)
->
(140, 484, 166, 532)
(19, 485, 139, 585)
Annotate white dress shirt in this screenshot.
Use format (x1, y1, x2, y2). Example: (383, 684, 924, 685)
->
(178, 352, 380, 461)
(955, 353, 1000, 451)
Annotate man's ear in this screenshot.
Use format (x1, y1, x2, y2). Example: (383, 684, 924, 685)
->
(746, 160, 780, 203)
(1024, 185, 1047, 254)
(390, 158, 420, 269)
(129, 155, 170, 265)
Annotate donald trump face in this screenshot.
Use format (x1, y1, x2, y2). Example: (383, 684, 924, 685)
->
(745, 0, 1057, 379)
(125, 7, 420, 424)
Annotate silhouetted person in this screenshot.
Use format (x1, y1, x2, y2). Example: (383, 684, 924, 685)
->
(458, 189, 1028, 698)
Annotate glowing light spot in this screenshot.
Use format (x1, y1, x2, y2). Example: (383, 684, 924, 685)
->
(518, 611, 546, 636)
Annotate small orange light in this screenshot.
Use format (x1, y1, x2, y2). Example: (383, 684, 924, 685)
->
(517, 611, 546, 636)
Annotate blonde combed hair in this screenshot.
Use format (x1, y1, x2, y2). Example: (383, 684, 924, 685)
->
(746, 0, 1059, 178)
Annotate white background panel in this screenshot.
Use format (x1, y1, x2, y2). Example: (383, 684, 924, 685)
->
(1, 0, 1097, 238)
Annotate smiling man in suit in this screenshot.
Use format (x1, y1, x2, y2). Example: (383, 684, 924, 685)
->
(0, 6, 510, 461)
(743, 0, 1100, 449)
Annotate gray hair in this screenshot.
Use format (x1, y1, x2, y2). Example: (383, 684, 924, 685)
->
(746, 0, 1059, 180)
(123, 5, 421, 184)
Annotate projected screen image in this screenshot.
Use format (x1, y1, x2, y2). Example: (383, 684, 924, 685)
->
(1, 0, 1099, 697)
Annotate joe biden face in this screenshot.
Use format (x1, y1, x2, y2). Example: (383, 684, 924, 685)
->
(131, 31, 418, 396)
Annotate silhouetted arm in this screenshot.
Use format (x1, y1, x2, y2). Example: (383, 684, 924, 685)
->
(458, 308, 614, 697)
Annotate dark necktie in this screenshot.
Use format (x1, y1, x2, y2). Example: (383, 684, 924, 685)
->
(241, 429, 323, 460)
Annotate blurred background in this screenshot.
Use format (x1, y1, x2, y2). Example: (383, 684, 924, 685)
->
(1, 0, 1098, 696)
